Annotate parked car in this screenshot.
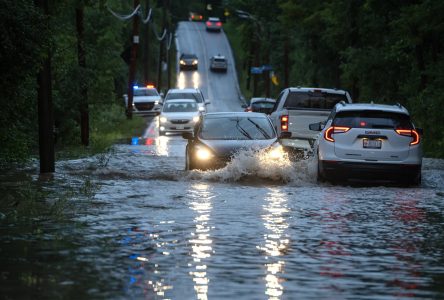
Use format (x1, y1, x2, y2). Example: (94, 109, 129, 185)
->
(123, 85, 162, 115)
(163, 88, 210, 113)
(244, 97, 276, 114)
(158, 99, 201, 136)
(269, 87, 352, 155)
(179, 53, 198, 71)
(309, 102, 423, 185)
(209, 55, 227, 72)
(205, 17, 222, 32)
(182, 112, 291, 170)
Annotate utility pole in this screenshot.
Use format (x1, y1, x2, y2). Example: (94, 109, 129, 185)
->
(143, 0, 150, 84)
(127, 0, 140, 119)
(166, 0, 171, 90)
(157, 0, 167, 92)
(35, 0, 55, 173)
(76, 2, 89, 146)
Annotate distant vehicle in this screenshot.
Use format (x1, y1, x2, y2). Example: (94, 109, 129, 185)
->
(269, 87, 352, 155)
(158, 99, 201, 136)
(244, 97, 276, 114)
(182, 112, 291, 170)
(189, 12, 203, 22)
(309, 102, 423, 185)
(164, 88, 210, 113)
(179, 53, 198, 71)
(209, 55, 227, 72)
(205, 17, 222, 32)
(123, 85, 162, 116)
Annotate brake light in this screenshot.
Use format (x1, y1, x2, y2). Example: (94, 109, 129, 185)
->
(324, 126, 350, 142)
(216, 22, 222, 27)
(395, 129, 420, 145)
(206, 21, 212, 26)
(280, 115, 289, 131)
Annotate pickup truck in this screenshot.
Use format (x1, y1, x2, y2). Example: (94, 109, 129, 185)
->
(269, 87, 352, 157)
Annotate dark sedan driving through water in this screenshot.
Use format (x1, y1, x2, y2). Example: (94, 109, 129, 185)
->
(182, 112, 291, 170)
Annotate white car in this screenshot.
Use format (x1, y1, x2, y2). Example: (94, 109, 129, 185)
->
(310, 102, 423, 185)
(124, 85, 162, 115)
(163, 88, 210, 113)
(209, 55, 227, 72)
(158, 99, 201, 136)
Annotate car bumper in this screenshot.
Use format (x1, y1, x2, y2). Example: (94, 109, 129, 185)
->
(319, 160, 421, 181)
(180, 64, 198, 70)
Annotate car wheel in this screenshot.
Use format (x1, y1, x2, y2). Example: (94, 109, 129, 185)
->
(403, 171, 422, 186)
(317, 159, 326, 183)
(185, 149, 196, 171)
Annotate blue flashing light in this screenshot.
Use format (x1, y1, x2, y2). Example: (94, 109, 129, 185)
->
(131, 137, 139, 145)
(133, 85, 139, 89)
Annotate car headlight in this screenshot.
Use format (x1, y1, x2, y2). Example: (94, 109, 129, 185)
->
(159, 117, 168, 123)
(192, 60, 198, 65)
(192, 116, 200, 123)
(198, 106, 205, 112)
(195, 145, 214, 160)
(267, 144, 285, 160)
(180, 60, 186, 65)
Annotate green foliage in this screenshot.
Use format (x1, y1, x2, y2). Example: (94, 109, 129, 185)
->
(226, 0, 444, 157)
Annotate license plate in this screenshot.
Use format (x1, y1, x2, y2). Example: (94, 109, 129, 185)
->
(176, 125, 184, 130)
(363, 139, 382, 149)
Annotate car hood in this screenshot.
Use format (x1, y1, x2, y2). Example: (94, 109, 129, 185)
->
(161, 112, 200, 119)
(133, 96, 161, 103)
(200, 139, 277, 157)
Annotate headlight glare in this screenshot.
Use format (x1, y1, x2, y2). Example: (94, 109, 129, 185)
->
(268, 145, 285, 159)
(195, 146, 213, 160)
(192, 116, 200, 123)
(159, 117, 167, 123)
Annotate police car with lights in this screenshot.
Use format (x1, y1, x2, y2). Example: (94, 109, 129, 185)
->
(309, 102, 423, 185)
(123, 85, 162, 116)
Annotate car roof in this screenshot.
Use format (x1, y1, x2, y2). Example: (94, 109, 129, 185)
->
(163, 99, 196, 103)
(250, 97, 275, 103)
(204, 112, 268, 118)
(167, 88, 201, 93)
(181, 53, 197, 58)
(334, 102, 410, 115)
(287, 86, 349, 95)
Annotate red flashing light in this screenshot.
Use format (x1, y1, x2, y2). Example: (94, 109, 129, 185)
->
(324, 126, 350, 142)
(395, 129, 420, 145)
(360, 121, 366, 127)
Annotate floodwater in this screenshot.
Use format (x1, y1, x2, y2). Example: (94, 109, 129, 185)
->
(1, 122, 444, 300)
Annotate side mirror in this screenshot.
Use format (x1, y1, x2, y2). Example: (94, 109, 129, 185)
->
(182, 132, 194, 140)
(160, 92, 164, 98)
(416, 127, 423, 135)
(205, 100, 211, 105)
(279, 131, 292, 139)
(241, 104, 248, 108)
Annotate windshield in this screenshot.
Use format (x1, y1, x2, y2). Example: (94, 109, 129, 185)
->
(166, 92, 203, 103)
(333, 110, 413, 129)
(199, 116, 275, 140)
(284, 91, 347, 110)
(162, 102, 198, 113)
(133, 89, 159, 97)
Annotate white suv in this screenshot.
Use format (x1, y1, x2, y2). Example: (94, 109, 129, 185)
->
(310, 102, 423, 185)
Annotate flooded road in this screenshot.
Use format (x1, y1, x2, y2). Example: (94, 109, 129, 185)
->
(1, 21, 444, 299)
(1, 129, 444, 299)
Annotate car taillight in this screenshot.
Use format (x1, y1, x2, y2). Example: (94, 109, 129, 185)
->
(280, 115, 289, 131)
(216, 22, 222, 27)
(206, 21, 212, 26)
(395, 129, 420, 145)
(324, 126, 350, 142)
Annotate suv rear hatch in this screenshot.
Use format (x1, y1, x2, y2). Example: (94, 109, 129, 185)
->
(332, 110, 414, 161)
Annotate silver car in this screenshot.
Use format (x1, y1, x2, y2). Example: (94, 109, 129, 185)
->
(163, 88, 210, 113)
(209, 55, 227, 72)
(310, 102, 423, 185)
(158, 99, 201, 136)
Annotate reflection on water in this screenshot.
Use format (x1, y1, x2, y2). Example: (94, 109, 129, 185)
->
(177, 71, 201, 89)
(192, 72, 200, 89)
(259, 188, 290, 299)
(188, 183, 214, 300)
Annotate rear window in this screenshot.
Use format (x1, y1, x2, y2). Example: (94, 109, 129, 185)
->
(199, 116, 275, 140)
(134, 89, 159, 97)
(251, 102, 275, 109)
(283, 91, 347, 110)
(214, 58, 226, 62)
(333, 110, 413, 129)
(163, 102, 198, 112)
(165, 92, 203, 103)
